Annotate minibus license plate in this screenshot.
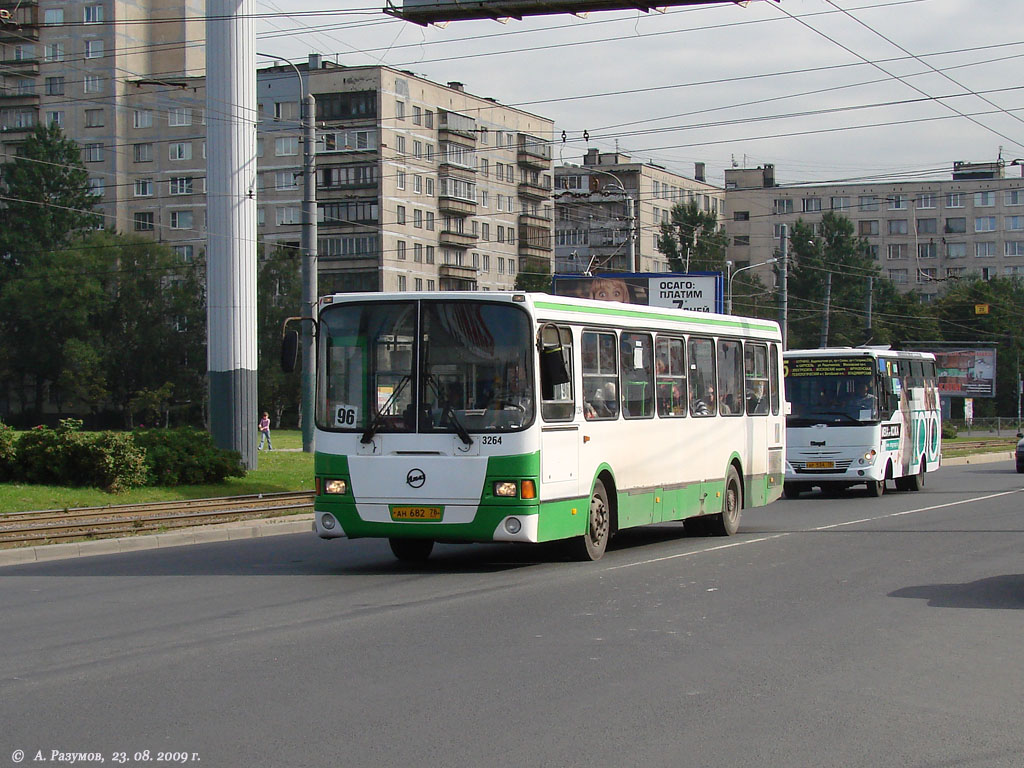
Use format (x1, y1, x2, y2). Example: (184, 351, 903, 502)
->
(391, 506, 442, 521)
(806, 461, 835, 469)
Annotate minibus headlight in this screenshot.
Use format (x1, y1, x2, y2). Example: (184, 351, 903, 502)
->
(494, 481, 518, 497)
(861, 449, 877, 464)
(324, 479, 348, 495)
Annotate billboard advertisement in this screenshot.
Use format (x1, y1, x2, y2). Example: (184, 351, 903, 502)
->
(927, 347, 997, 398)
(552, 272, 724, 313)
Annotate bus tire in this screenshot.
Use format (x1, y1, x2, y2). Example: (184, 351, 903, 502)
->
(782, 482, 805, 500)
(389, 538, 434, 562)
(865, 479, 884, 497)
(905, 462, 925, 492)
(707, 466, 742, 536)
(572, 478, 611, 561)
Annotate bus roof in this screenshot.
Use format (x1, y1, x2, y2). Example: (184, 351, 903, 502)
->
(784, 347, 936, 361)
(319, 291, 783, 342)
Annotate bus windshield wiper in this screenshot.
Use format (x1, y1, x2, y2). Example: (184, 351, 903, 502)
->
(422, 373, 473, 446)
(361, 374, 411, 443)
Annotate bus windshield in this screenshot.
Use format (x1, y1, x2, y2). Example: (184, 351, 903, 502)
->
(785, 356, 879, 426)
(317, 300, 534, 434)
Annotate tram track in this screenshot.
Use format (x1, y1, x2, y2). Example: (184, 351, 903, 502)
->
(0, 491, 315, 548)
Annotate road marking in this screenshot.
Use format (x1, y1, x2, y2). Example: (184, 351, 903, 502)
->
(604, 488, 1024, 572)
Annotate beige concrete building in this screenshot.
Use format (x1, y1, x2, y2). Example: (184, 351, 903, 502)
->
(724, 161, 1024, 301)
(553, 149, 724, 275)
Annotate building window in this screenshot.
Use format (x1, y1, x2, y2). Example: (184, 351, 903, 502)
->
(88, 178, 104, 197)
(888, 194, 907, 210)
(134, 212, 155, 231)
(413, 209, 422, 228)
(170, 211, 193, 229)
(395, 135, 406, 155)
(918, 242, 937, 259)
(426, 211, 434, 231)
(946, 242, 966, 259)
(134, 179, 153, 197)
(944, 217, 966, 234)
(734, 210, 750, 221)
(829, 197, 850, 211)
(887, 244, 906, 260)
(84, 5, 104, 23)
(888, 219, 908, 235)
(1006, 216, 1023, 231)
(917, 193, 937, 208)
(1006, 189, 1023, 206)
(395, 101, 405, 120)
(888, 269, 908, 284)
(173, 245, 194, 263)
(975, 217, 996, 232)
(276, 207, 300, 225)
(858, 196, 879, 211)
(426, 178, 434, 196)
(84, 39, 103, 58)
(45, 77, 64, 96)
(975, 242, 996, 258)
(946, 193, 963, 208)
(396, 205, 406, 225)
(397, 241, 406, 260)
(84, 109, 104, 128)
(917, 268, 936, 283)
(134, 110, 153, 129)
(43, 9, 64, 25)
(168, 108, 192, 127)
(44, 43, 65, 62)
(169, 142, 193, 161)
(802, 197, 822, 212)
(396, 170, 405, 190)
(916, 218, 937, 234)
(170, 177, 193, 195)
(974, 191, 995, 207)
(46, 111, 63, 127)
(275, 137, 298, 156)
(276, 171, 299, 190)
(858, 220, 878, 236)
(426, 246, 435, 264)
(134, 143, 153, 163)
(83, 144, 103, 163)
(1005, 241, 1024, 257)
(83, 75, 103, 93)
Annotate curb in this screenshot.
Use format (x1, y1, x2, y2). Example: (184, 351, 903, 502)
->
(0, 514, 314, 568)
(940, 451, 1015, 466)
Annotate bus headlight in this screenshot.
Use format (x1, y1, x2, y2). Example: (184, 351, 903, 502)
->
(324, 479, 348, 495)
(494, 481, 517, 497)
(860, 449, 877, 464)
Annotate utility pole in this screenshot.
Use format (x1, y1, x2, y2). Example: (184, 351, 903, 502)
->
(778, 224, 788, 349)
(625, 195, 637, 272)
(819, 270, 831, 348)
(300, 85, 317, 453)
(865, 276, 873, 343)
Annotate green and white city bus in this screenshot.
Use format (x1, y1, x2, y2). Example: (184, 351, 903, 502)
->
(783, 347, 941, 498)
(309, 292, 786, 561)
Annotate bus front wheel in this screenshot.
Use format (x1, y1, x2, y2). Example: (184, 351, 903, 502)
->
(572, 479, 611, 561)
(707, 466, 742, 536)
(389, 538, 434, 562)
(865, 478, 885, 497)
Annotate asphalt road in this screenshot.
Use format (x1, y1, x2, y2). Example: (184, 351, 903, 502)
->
(2, 459, 1023, 768)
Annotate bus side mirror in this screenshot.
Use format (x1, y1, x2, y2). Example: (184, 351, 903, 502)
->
(281, 329, 299, 373)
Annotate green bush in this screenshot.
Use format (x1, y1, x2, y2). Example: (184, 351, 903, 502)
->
(0, 421, 16, 480)
(15, 419, 148, 492)
(132, 428, 245, 486)
(941, 422, 958, 440)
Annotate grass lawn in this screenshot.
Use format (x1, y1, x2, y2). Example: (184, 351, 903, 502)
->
(0, 430, 313, 515)
(941, 434, 1018, 459)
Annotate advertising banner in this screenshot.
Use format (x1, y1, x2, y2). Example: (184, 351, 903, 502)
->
(928, 348, 997, 398)
(552, 272, 723, 313)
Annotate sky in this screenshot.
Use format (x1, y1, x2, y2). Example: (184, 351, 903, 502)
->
(250, 0, 1024, 187)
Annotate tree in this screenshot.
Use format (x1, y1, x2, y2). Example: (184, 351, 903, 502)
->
(0, 123, 99, 271)
(514, 258, 553, 292)
(787, 212, 881, 348)
(657, 199, 729, 274)
(258, 245, 302, 428)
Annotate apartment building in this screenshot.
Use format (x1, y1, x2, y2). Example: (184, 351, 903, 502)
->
(1, 0, 204, 235)
(724, 162, 1024, 301)
(257, 59, 554, 293)
(553, 149, 724, 276)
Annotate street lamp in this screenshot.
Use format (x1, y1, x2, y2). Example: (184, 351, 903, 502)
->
(727, 257, 777, 315)
(256, 53, 317, 453)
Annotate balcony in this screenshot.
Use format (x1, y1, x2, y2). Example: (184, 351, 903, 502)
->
(518, 224, 552, 257)
(437, 110, 477, 142)
(438, 229, 478, 249)
(517, 134, 551, 170)
(0, 58, 39, 76)
(439, 264, 478, 282)
(518, 180, 552, 201)
(438, 195, 477, 216)
(518, 211, 551, 230)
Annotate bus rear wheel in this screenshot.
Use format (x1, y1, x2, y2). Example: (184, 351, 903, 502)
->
(389, 538, 434, 562)
(572, 479, 611, 561)
(707, 466, 742, 536)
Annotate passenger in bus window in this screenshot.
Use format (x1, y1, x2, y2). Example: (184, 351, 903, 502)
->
(746, 380, 768, 415)
(692, 386, 715, 416)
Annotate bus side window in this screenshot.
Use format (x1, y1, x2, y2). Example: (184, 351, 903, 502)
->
(688, 336, 716, 417)
(540, 324, 574, 422)
(717, 339, 743, 417)
(656, 336, 686, 418)
(769, 343, 780, 416)
(620, 332, 654, 419)
(744, 342, 770, 416)
(582, 330, 619, 420)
